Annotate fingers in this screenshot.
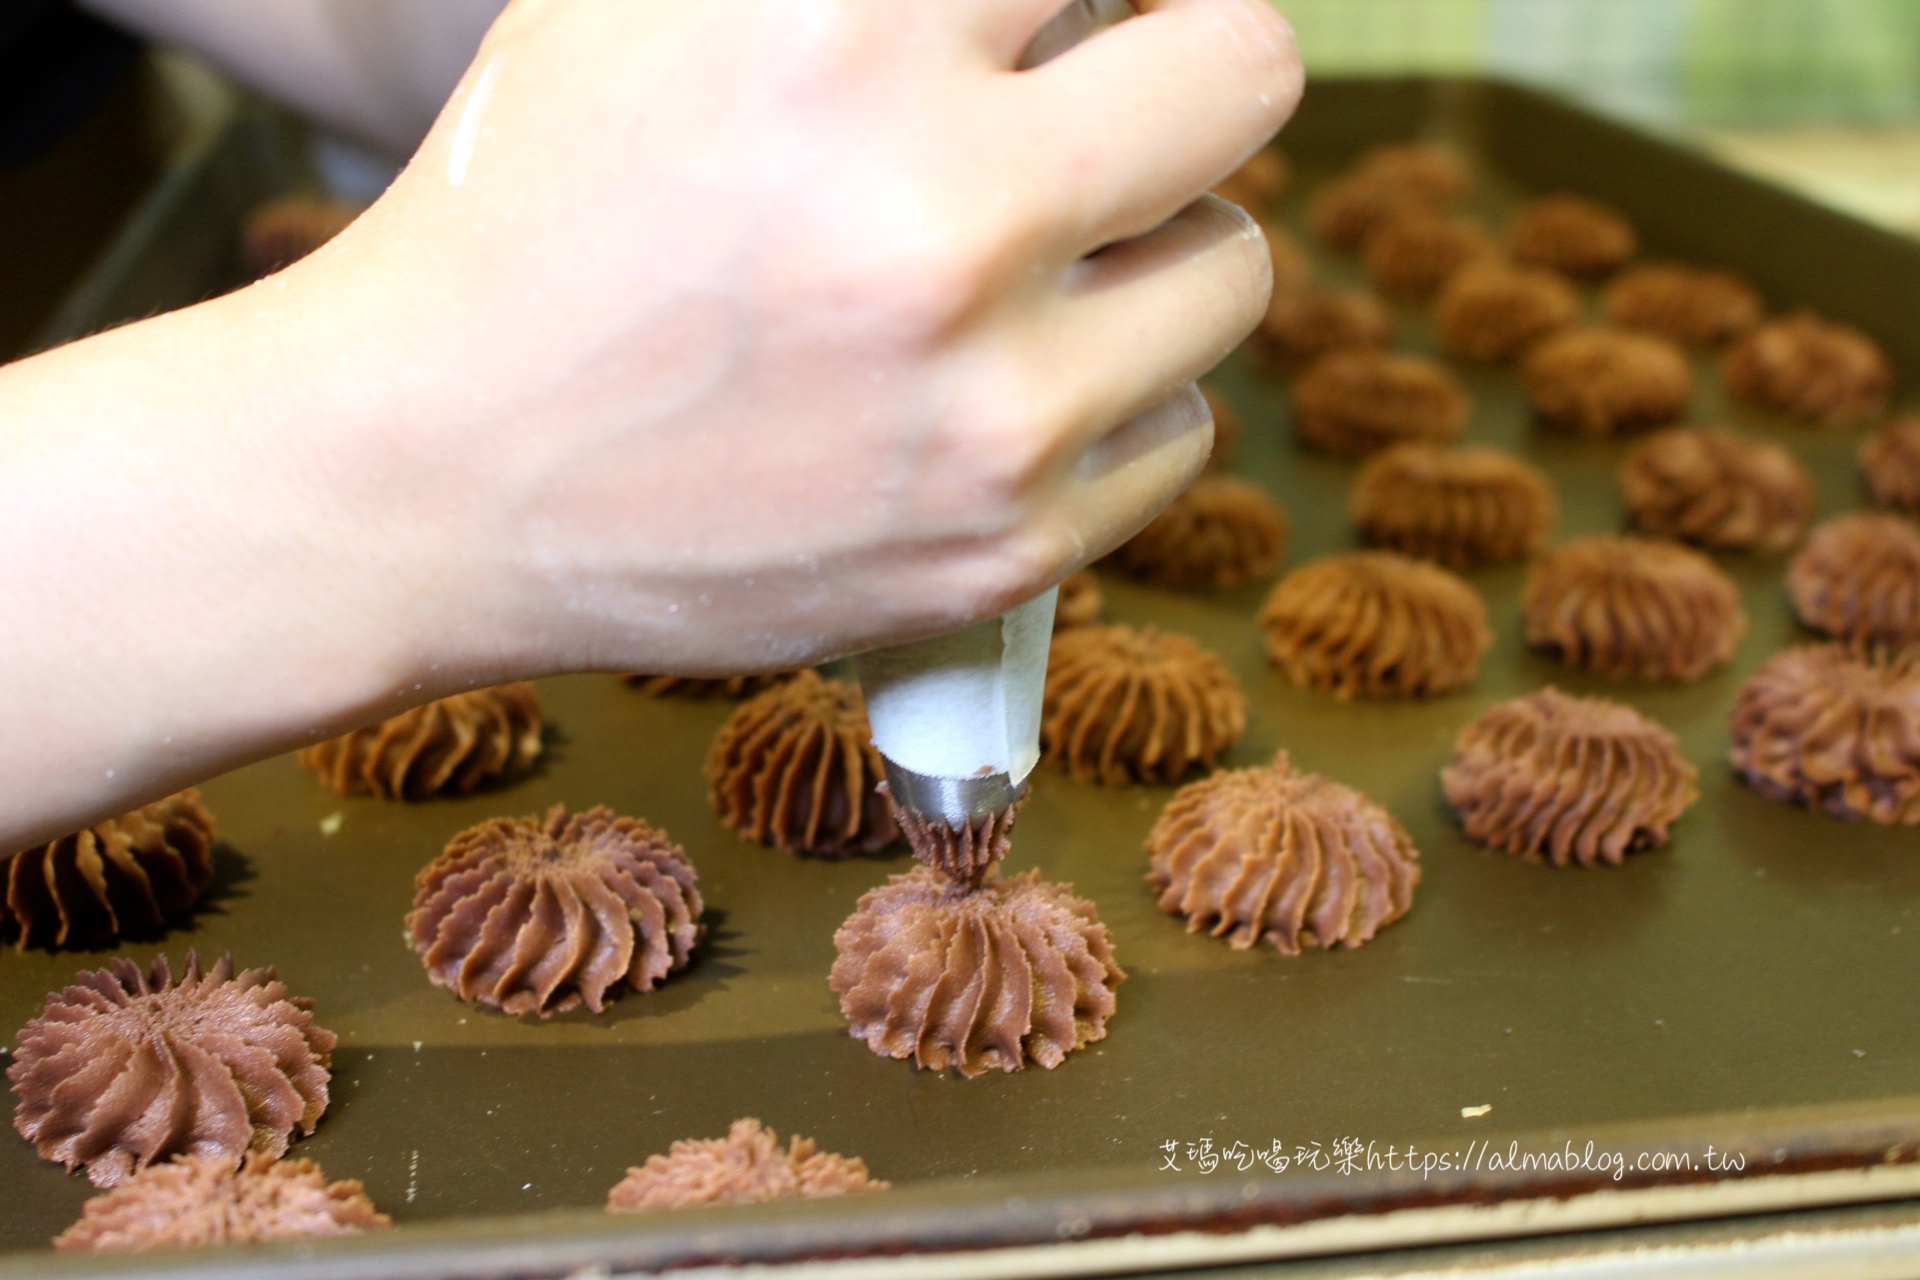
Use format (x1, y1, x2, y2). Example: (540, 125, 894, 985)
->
(920, 388, 1211, 625)
(1045, 385, 1214, 561)
(1015, 0, 1303, 253)
(973, 195, 1269, 482)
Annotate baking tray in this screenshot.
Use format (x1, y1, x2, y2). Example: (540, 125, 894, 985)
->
(6, 76, 1920, 1278)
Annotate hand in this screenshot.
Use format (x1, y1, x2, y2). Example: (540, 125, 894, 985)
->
(0, 0, 1300, 847)
(289, 0, 1302, 674)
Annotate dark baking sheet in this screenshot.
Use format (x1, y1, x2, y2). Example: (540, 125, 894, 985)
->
(6, 77, 1920, 1276)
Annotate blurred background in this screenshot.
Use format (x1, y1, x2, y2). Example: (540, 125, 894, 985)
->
(4, 0, 1920, 361)
(1290, 0, 1920, 234)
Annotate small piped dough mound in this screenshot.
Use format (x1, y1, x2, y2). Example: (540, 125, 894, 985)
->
(1523, 328, 1691, 436)
(1309, 175, 1428, 252)
(625, 674, 788, 698)
(5, 790, 214, 951)
(1442, 688, 1699, 867)
(1292, 350, 1468, 458)
(1364, 213, 1496, 301)
(1104, 476, 1289, 591)
(830, 865, 1123, 1077)
(409, 805, 702, 1017)
(1437, 261, 1579, 363)
(1201, 385, 1240, 468)
(1602, 262, 1762, 348)
(55, 1155, 388, 1253)
(9, 953, 333, 1188)
(1055, 569, 1103, 631)
(241, 197, 355, 276)
(1258, 287, 1393, 373)
(1146, 752, 1420, 954)
(1725, 312, 1892, 426)
(1511, 193, 1637, 279)
(1355, 143, 1470, 205)
(1042, 625, 1246, 785)
(1259, 552, 1491, 699)
(298, 684, 543, 799)
(706, 671, 897, 855)
(1309, 144, 1466, 251)
(607, 1119, 886, 1213)
(1787, 513, 1920, 644)
(1523, 537, 1746, 680)
(1212, 148, 1289, 211)
(1352, 444, 1556, 568)
(1621, 428, 1813, 553)
(1729, 644, 1920, 825)
(1862, 418, 1920, 511)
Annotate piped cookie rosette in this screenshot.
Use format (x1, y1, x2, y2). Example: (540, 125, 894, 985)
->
(829, 791, 1123, 1078)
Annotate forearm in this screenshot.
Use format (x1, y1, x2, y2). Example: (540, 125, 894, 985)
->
(0, 284, 469, 851)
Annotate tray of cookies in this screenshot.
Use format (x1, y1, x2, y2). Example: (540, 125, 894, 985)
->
(5, 76, 1920, 1278)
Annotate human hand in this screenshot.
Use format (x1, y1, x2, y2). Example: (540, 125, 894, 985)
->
(0, 0, 1300, 847)
(281, 0, 1303, 677)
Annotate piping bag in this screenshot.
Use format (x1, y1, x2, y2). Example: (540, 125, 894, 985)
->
(853, 590, 1059, 828)
(851, 0, 1133, 833)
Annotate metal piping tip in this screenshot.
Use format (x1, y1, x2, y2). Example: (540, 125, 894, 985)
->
(879, 757, 1026, 829)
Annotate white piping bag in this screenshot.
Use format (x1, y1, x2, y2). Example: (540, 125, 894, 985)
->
(852, 0, 1131, 829)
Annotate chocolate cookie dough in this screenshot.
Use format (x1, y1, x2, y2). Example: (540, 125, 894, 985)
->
(298, 684, 543, 800)
(1259, 552, 1491, 699)
(1309, 174, 1427, 253)
(1042, 625, 1246, 784)
(1353, 143, 1469, 205)
(4, 790, 214, 951)
(1257, 287, 1393, 373)
(10, 953, 333, 1187)
(1523, 328, 1691, 436)
(1443, 688, 1699, 867)
(1104, 475, 1289, 591)
(1147, 752, 1419, 953)
(1725, 312, 1891, 426)
(1862, 417, 1920, 510)
(1364, 212, 1496, 301)
(831, 797, 1124, 1077)
(1308, 142, 1467, 251)
(408, 805, 703, 1017)
(1352, 443, 1555, 568)
(1621, 427, 1813, 553)
(607, 1119, 885, 1212)
(706, 671, 897, 855)
(1292, 350, 1468, 457)
(1511, 193, 1636, 279)
(1523, 537, 1746, 680)
(1436, 261, 1579, 363)
(1786, 513, 1920, 644)
(1729, 643, 1920, 825)
(1602, 262, 1762, 348)
(56, 1155, 387, 1253)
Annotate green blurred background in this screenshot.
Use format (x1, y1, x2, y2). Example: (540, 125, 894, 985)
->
(1283, 0, 1920, 236)
(1288, 0, 1920, 125)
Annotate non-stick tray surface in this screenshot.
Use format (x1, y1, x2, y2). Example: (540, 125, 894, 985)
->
(4, 78, 1920, 1275)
